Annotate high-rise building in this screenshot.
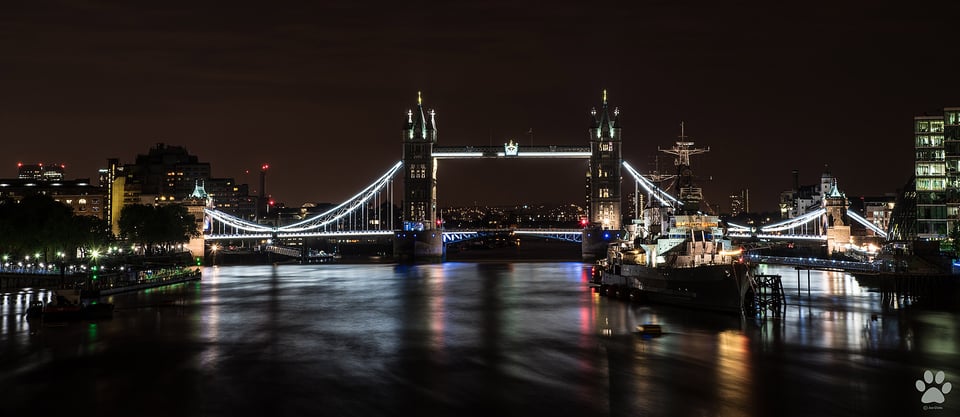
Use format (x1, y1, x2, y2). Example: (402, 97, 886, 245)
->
(913, 108, 960, 240)
(125, 143, 211, 198)
(729, 189, 749, 216)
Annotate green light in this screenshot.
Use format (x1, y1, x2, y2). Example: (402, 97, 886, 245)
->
(196, 257, 202, 266)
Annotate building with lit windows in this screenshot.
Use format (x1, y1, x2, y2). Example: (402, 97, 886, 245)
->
(0, 175, 107, 220)
(779, 169, 835, 219)
(728, 189, 749, 217)
(17, 162, 65, 181)
(124, 143, 212, 198)
(100, 144, 259, 234)
(913, 109, 960, 240)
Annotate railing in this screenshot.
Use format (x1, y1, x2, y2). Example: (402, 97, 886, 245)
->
(746, 254, 880, 272)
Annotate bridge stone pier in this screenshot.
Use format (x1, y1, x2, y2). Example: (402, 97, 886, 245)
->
(394, 92, 625, 262)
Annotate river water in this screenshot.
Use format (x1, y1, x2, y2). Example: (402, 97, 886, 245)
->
(1, 262, 958, 417)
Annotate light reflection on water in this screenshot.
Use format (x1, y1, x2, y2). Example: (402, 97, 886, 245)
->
(0, 263, 957, 417)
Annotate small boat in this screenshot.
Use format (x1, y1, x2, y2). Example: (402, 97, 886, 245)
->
(24, 290, 114, 320)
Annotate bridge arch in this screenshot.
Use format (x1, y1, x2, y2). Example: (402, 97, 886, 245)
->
(396, 91, 624, 261)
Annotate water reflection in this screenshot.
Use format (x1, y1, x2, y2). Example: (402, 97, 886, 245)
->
(0, 263, 957, 417)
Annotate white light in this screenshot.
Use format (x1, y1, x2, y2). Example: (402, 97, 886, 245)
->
(433, 152, 484, 158)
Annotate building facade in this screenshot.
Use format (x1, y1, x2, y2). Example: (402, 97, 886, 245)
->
(728, 189, 749, 217)
(0, 177, 107, 220)
(779, 169, 836, 220)
(913, 108, 960, 240)
(102, 144, 259, 234)
(18, 163, 64, 181)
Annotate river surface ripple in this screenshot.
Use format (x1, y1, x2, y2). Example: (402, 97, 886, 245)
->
(1, 263, 958, 417)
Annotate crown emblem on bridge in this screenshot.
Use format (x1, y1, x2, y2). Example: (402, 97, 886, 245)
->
(504, 140, 519, 156)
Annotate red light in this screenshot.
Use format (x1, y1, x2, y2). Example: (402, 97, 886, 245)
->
(436, 218, 442, 226)
(261, 164, 269, 171)
(268, 199, 275, 206)
(580, 218, 589, 227)
(17, 162, 22, 167)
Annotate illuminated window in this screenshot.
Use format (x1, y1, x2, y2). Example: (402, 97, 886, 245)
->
(410, 164, 427, 179)
(948, 112, 960, 125)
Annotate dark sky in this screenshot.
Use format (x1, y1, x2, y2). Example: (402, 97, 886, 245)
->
(3, 1, 960, 212)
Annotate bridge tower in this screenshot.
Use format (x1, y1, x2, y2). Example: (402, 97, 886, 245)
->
(582, 90, 625, 259)
(395, 92, 443, 262)
(823, 179, 851, 254)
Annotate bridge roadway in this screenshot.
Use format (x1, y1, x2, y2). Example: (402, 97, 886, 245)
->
(205, 228, 585, 243)
(432, 145, 591, 159)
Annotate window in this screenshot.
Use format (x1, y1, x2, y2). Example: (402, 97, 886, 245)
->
(410, 164, 427, 179)
(948, 112, 960, 126)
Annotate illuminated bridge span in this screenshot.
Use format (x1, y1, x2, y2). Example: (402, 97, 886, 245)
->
(202, 91, 668, 261)
(205, 161, 404, 238)
(200, 92, 892, 263)
(202, 156, 635, 245)
(725, 178, 889, 248)
(441, 229, 585, 244)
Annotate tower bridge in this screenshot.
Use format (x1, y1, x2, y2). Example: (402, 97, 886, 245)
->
(202, 91, 888, 263)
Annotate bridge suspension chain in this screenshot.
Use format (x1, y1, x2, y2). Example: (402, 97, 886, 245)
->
(204, 160, 403, 236)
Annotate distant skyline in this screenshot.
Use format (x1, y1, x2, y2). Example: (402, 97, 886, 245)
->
(3, 1, 960, 212)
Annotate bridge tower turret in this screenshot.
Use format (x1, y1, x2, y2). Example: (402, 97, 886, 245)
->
(587, 90, 622, 230)
(396, 92, 443, 262)
(401, 91, 438, 231)
(582, 90, 625, 259)
(823, 179, 851, 254)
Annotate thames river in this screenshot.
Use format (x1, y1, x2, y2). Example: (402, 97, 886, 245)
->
(1, 262, 958, 417)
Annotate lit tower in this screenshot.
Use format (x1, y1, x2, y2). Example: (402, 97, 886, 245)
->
(823, 179, 850, 254)
(587, 90, 622, 230)
(580, 90, 626, 260)
(395, 92, 442, 262)
(401, 91, 438, 231)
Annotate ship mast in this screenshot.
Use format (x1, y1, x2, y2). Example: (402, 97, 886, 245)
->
(658, 122, 710, 214)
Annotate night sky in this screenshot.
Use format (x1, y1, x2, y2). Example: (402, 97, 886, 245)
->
(4, 1, 960, 213)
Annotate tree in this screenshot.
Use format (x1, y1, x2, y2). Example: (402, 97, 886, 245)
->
(0, 194, 113, 261)
(119, 204, 198, 254)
